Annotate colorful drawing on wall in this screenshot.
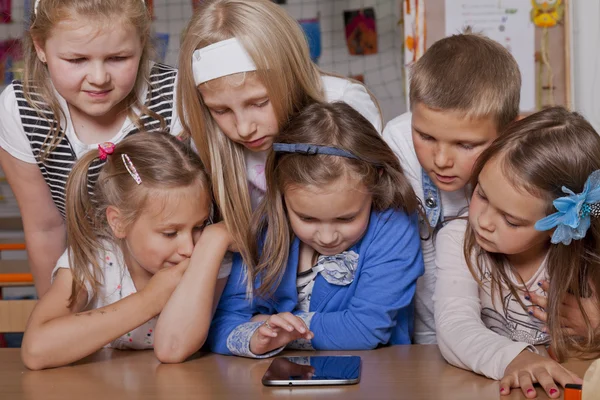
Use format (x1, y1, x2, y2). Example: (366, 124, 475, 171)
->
(0, 0, 11, 23)
(343, 8, 378, 56)
(146, 0, 154, 19)
(531, 0, 563, 28)
(350, 74, 365, 83)
(24, 0, 32, 25)
(154, 33, 170, 63)
(0, 39, 23, 85)
(403, 0, 425, 107)
(531, 0, 564, 108)
(403, 0, 426, 64)
(299, 17, 321, 63)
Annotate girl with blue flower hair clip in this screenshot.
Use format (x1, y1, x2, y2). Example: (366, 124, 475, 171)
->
(206, 102, 425, 358)
(535, 170, 600, 245)
(434, 107, 600, 399)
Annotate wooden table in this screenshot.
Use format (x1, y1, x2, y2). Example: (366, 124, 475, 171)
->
(0, 345, 592, 400)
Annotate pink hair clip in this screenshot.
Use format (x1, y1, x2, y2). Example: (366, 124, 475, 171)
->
(98, 142, 116, 161)
(122, 154, 142, 185)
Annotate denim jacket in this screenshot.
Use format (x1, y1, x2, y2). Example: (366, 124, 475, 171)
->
(422, 169, 443, 229)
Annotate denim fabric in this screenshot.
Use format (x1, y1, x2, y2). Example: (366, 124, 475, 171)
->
(422, 169, 443, 229)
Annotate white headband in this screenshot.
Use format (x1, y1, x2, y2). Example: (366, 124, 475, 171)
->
(192, 38, 257, 85)
(34, 0, 146, 15)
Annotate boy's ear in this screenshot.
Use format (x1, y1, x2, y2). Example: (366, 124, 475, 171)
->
(106, 206, 127, 239)
(32, 38, 47, 63)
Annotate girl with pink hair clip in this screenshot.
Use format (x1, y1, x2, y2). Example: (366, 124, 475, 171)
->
(0, 0, 183, 297)
(22, 132, 233, 370)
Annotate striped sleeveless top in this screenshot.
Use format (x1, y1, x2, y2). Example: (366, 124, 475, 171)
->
(13, 63, 177, 218)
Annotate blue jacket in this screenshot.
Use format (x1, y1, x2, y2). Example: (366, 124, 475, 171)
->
(207, 208, 424, 357)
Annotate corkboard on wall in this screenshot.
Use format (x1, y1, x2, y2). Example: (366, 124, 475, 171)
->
(425, 0, 570, 111)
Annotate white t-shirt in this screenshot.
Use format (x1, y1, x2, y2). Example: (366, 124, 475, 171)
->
(0, 64, 183, 164)
(296, 267, 319, 313)
(434, 218, 549, 380)
(246, 75, 383, 209)
(382, 111, 469, 344)
(52, 241, 231, 350)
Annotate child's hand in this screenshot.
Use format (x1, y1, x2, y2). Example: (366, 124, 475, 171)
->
(500, 350, 582, 398)
(143, 258, 190, 315)
(249, 312, 314, 355)
(528, 280, 600, 337)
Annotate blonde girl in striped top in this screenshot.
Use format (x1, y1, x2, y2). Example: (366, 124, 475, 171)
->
(0, 0, 183, 297)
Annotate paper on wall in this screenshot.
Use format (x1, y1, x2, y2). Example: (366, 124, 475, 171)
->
(445, 0, 535, 112)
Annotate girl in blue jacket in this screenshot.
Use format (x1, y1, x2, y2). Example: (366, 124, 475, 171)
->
(207, 102, 424, 358)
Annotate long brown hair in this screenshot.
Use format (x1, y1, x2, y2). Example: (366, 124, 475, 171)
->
(246, 102, 418, 298)
(23, 0, 164, 160)
(464, 107, 600, 361)
(65, 132, 209, 306)
(177, 0, 381, 274)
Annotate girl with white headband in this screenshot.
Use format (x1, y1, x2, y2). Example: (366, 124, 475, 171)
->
(156, 0, 382, 361)
(0, 0, 184, 297)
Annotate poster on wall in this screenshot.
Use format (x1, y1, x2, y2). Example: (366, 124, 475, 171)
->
(344, 8, 378, 56)
(403, 0, 426, 64)
(146, 0, 154, 19)
(445, 0, 535, 112)
(299, 17, 321, 63)
(0, 39, 23, 85)
(0, 0, 11, 23)
(403, 0, 426, 108)
(24, 0, 32, 24)
(154, 33, 169, 64)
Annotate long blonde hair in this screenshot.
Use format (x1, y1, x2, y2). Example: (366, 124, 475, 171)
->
(247, 102, 419, 298)
(65, 132, 209, 307)
(464, 107, 600, 361)
(178, 0, 380, 270)
(23, 0, 164, 160)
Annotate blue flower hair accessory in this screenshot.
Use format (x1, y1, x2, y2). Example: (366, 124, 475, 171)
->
(535, 170, 600, 245)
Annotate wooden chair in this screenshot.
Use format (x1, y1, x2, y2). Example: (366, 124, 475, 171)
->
(0, 244, 36, 342)
(0, 243, 26, 252)
(0, 299, 37, 333)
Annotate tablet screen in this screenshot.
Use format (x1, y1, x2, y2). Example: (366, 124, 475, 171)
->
(262, 355, 361, 385)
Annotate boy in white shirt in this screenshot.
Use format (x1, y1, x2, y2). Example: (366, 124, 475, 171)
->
(383, 33, 521, 344)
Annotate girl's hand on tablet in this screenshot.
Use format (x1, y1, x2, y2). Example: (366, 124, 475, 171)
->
(250, 312, 313, 355)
